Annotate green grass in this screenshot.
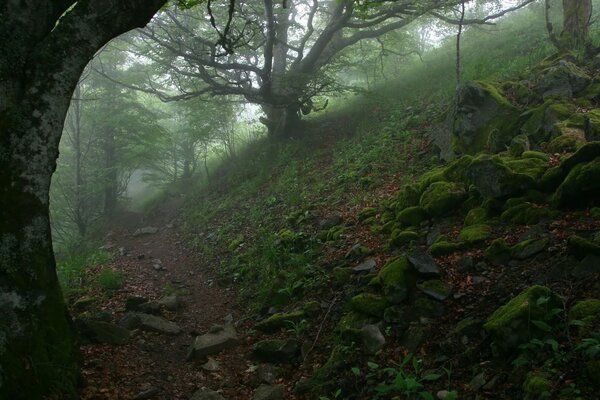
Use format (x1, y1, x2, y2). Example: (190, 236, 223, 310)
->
(95, 268, 124, 291)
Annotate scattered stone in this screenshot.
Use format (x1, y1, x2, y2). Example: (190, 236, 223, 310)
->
(407, 249, 441, 277)
(511, 238, 549, 260)
(352, 258, 377, 273)
(373, 256, 416, 304)
(360, 324, 386, 354)
(457, 256, 474, 272)
(420, 181, 467, 217)
(120, 313, 182, 335)
(437, 390, 451, 400)
(251, 339, 300, 364)
(417, 280, 452, 301)
(201, 358, 220, 372)
(188, 324, 239, 360)
(458, 224, 492, 244)
(470, 372, 487, 391)
(252, 384, 285, 400)
(158, 295, 180, 311)
(318, 214, 343, 230)
(76, 319, 130, 345)
(132, 387, 160, 400)
(253, 364, 279, 385)
(190, 388, 226, 400)
(255, 311, 305, 333)
(133, 226, 159, 236)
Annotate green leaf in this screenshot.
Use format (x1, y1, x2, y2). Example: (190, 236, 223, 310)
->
(351, 367, 361, 376)
(536, 296, 550, 306)
(531, 320, 552, 332)
(569, 319, 585, 326)
(422, 373, 442, 381)
(419, 392, 435, 400)
(367, 361, 379, 370)
(545, 338, 559, 352)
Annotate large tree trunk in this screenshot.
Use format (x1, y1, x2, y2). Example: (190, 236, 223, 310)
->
(562, 0, 592, 51)
(261, 104, 302, 139)
(0, 1, 165, 397)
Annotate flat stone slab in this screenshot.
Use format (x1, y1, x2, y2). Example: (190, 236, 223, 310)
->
(352, 258, 377, 273)
(187, 324, 239, 360)
(133, 226, 159, 236)
(407, 249, 441, 277)
(119, 312, 182, 335)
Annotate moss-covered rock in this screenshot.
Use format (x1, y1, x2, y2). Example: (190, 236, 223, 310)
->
(484, 238, 512, 265)
(419, 181, 467, 217)
(303, 301, 321, 317)
(255, 311, 305, 333)
(428, 240, 463, 257)
(389, 230, 419, 248)
(522, 151, 550, 162)
(511, 238, 549, 260)
(547, 134, 585, 153)
(373, 257, 416, 304)
(504, 157, 549, 180)
(417, 280, 452, 301)
(484, 285, 563, 353)
(521, 101, 575, 143)
(468, 155, 534, 199)
(392, 184, 422, 212)
(553, 157, 600, 208)
(444, 155, 474, 183)
(536, 60, 591, 100)
(569, 299, 600, 321)
(501, 203, 556, 225)
(464, 207, 488, 226)
(567, 235, 600, 259)
(458, 224, 492, 244)
(559, 142, 600, 172)
(522, 371, 552, 400)
(294, 345, 355, 395)
(396, 206, 428, 227)
(350, 293, 388, 317)
(510, 134, 530, 156)
(333, 267, 351, 286)
(453, 80, 520, 154)
(358, 207, 378, 222)
(413, 297, 445, 318)
(252, 339, 300, 363)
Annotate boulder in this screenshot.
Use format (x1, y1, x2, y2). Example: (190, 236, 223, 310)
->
(255, 311, 305, 333)
(157, 295, 180, 311)
(190, 389, 226, 400)
(536, 60, 591, 100)
(187, 324, 239, 360)
(396, 206, 428, 227)
(484, 239, 512, 265)
(510, 238, 549, 260)
(372, 257, 416, 304)
(417, 280, 452, 301)
(360, 324, 386, 354)
(553, 157, 600, 208)
(419, 181, 467, 217)
(453, 80, 520, 154)
(133, 226, 159, 236)
(567, 235, 600, 259)
(458, 224, 492, 244)
(389, 230, 419, 248)
(318, 214, 343, 230)
(252, 384, 285, 400)
(407, 249, 441, 277)
(251, 339, 300, 364)
(135, 313, 181, 335)
(467, 155, 533, 199)
(350, 293, 388, 317)
(76, 319, 130, 345)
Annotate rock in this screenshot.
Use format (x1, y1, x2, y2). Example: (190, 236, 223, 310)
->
(464, 207, 488, 226)
(483, 285, 562, 353)
(501, 203, 555, 226)
(252, 384, 285, 400)
(554, 157, 600, 208)
(547, 133, 585, 153)
(518, 221, 550, 242)
(372, 256, 416, 304)
(126, 296, 149, 311)
(428, 240, 463, 257)
(383, 305, 418, 328)
(360, 324, 386, 354)
(457, 256, 474, 272)
(509, 134, 530, 156)
(413, 297, 444, 318)
(352, 258, 377, 273)
(350, 293, 388, 317)
(567, 235, 600, 259)
(401, 324, 425, 352)
(392, 183, 422, 212)
(407, 249, 441, 277)
(453, 80, 520, 154)
(133, 226, 159, 236)
(251, 339, 300, 364)
(132, 387, 160, 400)
(468, 155, 532, 199)
(255, 311, 305, 333)
(190, 389, 226, 400)
(158, 295, 180, 311)
(511, 238, 548, 260)
(417, 280, 452, 301)
(458, 224, 491, 244)
(188, 324, 239, 360)
(76, 319, 130, 345)
(572, 254, 600, 278)
(437, 390, 451, 400)
(389, 230, 420, 248)
(484, 239, 511, 266)
(537, 60, 590, 100)
(396, 206, 428, 227)
(134, 313, 181, 335)
(419, 181, 467, 217)
(252, 364, 279, 385)
(470, 372, 487, 391)
(201, 358, 220, 372)
(318, 214, 343, 230)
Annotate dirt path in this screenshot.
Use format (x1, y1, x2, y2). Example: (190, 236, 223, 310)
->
(78, 197, 263, 400)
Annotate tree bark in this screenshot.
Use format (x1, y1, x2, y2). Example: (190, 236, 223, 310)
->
(0, 1, 166, 397)
(561, 0, 593, 53)
(261, 104, 302, 139)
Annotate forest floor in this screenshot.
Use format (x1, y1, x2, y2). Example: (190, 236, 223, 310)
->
(76, 197, 298, 400)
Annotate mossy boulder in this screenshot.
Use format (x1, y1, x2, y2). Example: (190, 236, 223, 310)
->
(504, 157, 549, 180)
(521, 101, 575, 143)
(252, 339, 300, 364)
(484, 238, 512, 266)
(255, 311, 305, 333)
(553, 157, 600, 208)
(396, 206, 428, 227)
(501, 203, 556, 225)
(484, 285, 563, 353)
(511, 238, 549, 260)
(567, 235, 600, 259)
(468, 155, 534, 199)
(428, 240, 463, 257)
(510, 134, 530, 156)
(523, 371, 552, 400)
(392, 184, 422, 212)
(350, 293, 387, 317)
(458, 224, 492, 244)
(536, 60, 591, 100)
(417, 280, 452, 301)
(419, 181, 467, 217)
(389, 230, 419, 248)
(464, 207, 488, 226)
(522, 151, 550, 162)
(413, 297, 445, 318)
(453, 80, 520, 154)
(358, 207, 378, 222)
(333, 267, 351, 285)
(373, 257, 416, 304)
(569, 299, 600, 321)
(547, 134, 585, 153)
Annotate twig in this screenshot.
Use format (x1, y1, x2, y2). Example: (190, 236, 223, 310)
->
(303, 295, 338, 363)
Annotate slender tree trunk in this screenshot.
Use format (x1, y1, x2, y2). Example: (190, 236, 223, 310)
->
(0, 2, 166, 397)
(103, 130, 118, 218)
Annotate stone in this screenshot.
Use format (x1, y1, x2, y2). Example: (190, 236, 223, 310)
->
(158, 295, 180, 311)
(253, 364, 279, 385)
(417, 280, 452, 301)
(470, 372, 487, 391)
(553, 157, 600, 208)
(453, 80, 520, 154)
(190, 389, 226, 400)
(511, 238, 548, 260)
(188, 324, 239, 360)
(350, 293, 388, 317)
(373, 256, 416, 304)
(458, 224, 491, 244)
(401, 324, 425, 352)
(118, 312, 142, 330)
(133, 226, 159, 236)
(419, 181, 467, 217)
(457, 256, 474, 272)
(572, 254, 600, 278)
(318, 214, 343, 230)
(352, 258, 376, 273)
(468, 155, 532, 199)
(201, 358, 220, 372)
(125, 296, 149, 311)
(72, 296, 96, 311)
(255, 311, 305, 333)
(389, 230, 420, 248)
(76, 319, 130, 345)
(396, 206, 428, 227)
(360, 324, 386, 354)
(484, 239, 511, 266)
(251, 339, 300, 364)
(134, 313, 181, 335)
(132, 387, 160, 400)
(537, 60, 591, 100)
(407, 249, 441, 277)
(413, 297, 444, 318)
(252, 384, 285, 400)
(567, 235, 600, 259)
(428, 240, 463, 257)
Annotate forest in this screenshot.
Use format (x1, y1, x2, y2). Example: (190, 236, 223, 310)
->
(1, 0, 600, 399)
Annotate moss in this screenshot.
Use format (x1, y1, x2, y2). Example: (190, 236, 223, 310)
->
(458, 224, 492, 244)
(467, 154, 534, 199)
(389, 230, 419, 248)
(539, 166, 565, 192)
(358, 207, 378, 222)
(484, 285, 562, 353)
(444, 155, 474, 183)
(255, 310, 305, 332)
(413, 297, 444, 318)
(419, 181, 467, 217)
(567, 235, 600, 259)
(504, 157, 549, 180)
(511, 238, 549, 260)
(569, 299, 600, 321)
(294, 345, 354, 395)
(303, 301, 321, 317)
(417, 280, 451, 300)
(591, 207, 600, 219)
(484, 238, 512, 265)
(374, 257, 416, 304)
(326, 226, 348, 241)
(333, 267, 351, 285)
(523, 372, 551, 400)
(396, 206, 428, 227)
(392, 184, 422, 212)
(553, 157, 600, 208)
(428, 241, 463, 257)
(521, 101, 575, 143)
(349, 293, 388, 317)
(559, 142, 600, 173)
(501, 203, 556, 225)
(547, 134, 585, 154)
(510, 134, 530, 157)
(464, 207, 488, 226)
(522, 151, 550, 161)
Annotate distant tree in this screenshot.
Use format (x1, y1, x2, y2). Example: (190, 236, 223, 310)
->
(546, 0, 594, 54)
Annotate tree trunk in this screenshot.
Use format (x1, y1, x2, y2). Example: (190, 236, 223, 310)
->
(562, 0, 592, 52)
(103, 130, 119, 218)
(0, 1, 166, 397)
(261, 104, 302, 139)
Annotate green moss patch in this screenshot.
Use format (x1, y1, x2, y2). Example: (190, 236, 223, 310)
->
(255, 310, 305, 332)
(419, 181, 467, 217)
(553, 157, 600, 208)
(428, 240, 464, 257)
(484, 238, 512, 265)
(464, 207, 488, 226)
(350, 293, 388, 317)
(567, 235, 600, 259)
(374, 257, 416, 304)
(396, 206, 428, 227)
(458, 224, 492, 244)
